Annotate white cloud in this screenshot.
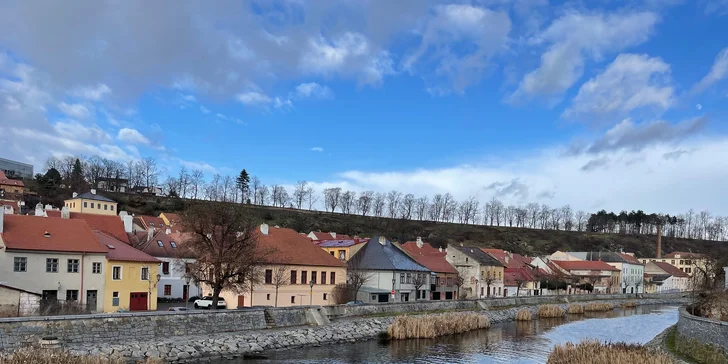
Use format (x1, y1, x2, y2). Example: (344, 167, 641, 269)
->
(564, 54, 674, 122)
(692, 47, 728, 94)
(177, 158, 217, 173)
(71, 83, 111, 101)
(310, 147, 324, 152)
(510, 11, 659, 100)
(200, 105, 210, 114)
(237, 91, 272, 106)
(117, 127, 151, 145)
(57, 102, 91, 119)
(295, 82, 333, 99)
(53, 121, 112, 143)
(273, 97, 293, 109)
(696, 103, 703, 110)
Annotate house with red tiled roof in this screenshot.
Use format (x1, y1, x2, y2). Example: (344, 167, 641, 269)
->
(644, 261, 690, 293)
(46, 208, 131, 244)
(401, 238, 459, 300)
(307, 231, 351, 241)
(559, 252, 645, 294)
(484, 249, 540, 297)
(132, 215, 170, 232)
(0, 170, 24, 202)
(551, 260, 620, 294)
(200, 224, 347, 308)
(638, 251, 708, 277)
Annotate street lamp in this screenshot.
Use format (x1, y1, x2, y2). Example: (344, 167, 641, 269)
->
(309, 279, 314, 306)
(184, 274, 192, 309)
(392, 278, 396, 301)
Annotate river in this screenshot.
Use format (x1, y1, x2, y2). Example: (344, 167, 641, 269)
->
(242, 304, 678, 364)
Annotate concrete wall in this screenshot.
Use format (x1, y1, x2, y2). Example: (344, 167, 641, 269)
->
(676, 306, 728, 354)
(0, 287, 40, 317)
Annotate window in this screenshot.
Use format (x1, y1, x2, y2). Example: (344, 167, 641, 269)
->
(104, 204, 108, 210)
(67, 259, 79, 273)
(338, 250, 346, 260)
(291, 296, 295, 304)
(111, 205, 114, 211)
(466, 257, 469, 263)
(157, 240, 164, 247)
(91, 202, 95, 208)
(406, 273, 412, 284)
(164, 285, 172, 296)
(291, 270, 298, 284)
(162, 262, 170, 275)
(266, 294, 271, 300)
(84, 201, 87, 208)
(112, 266, 122, 280)
(150, 222, 155, 226)
(112, 292, 120, 306)
(301, 271, 307, 285)
(265, 269, 273, 284)
(671, 260, 675, 265)
(323, 293, 328, 300)
(170, 241, 177, 248)
(13, 257, 27, 272)
(92, 262, 102, 274)
(400, 273, 405, 283)
(330, 251, 335, 256)
(679, 260, 684, 265)
(46, 258, 58, 273)
(330, 272, 336, 285)
(312, 271, 317, 284)
(141, 267, 149, 281)
(447, 277, 453, 286)
(66, 290, 79, 301)
(321, 271, 326, 285)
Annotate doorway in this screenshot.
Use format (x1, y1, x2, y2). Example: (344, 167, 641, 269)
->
(129, 292, 148, 311)
(86, 290, 97, 312)
(237, 295, 245, 308)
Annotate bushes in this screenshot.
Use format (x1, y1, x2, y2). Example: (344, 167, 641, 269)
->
(567, 304, 584, 314)
(584, 303, 612, 312)
(0, 349, 163, 364)
(387, 312, 490, 339)
(538, 305, 565, 318)
(515, 309, 532, 321)
(547, 341, 675, 364)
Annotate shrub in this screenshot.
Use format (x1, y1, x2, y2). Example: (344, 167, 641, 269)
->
(515, 309, 532, 321)
(538, 305, 565, 318)
(0, 349, 163, 364)
(547, 341, 675, 364)
(622, 301, 637, 308)
(584, 303, 612, 312)
(567, 304, 584, 314)
(387, 312, 490, 339)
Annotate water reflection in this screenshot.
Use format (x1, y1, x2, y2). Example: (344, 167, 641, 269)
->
(241, 305, 679, 364)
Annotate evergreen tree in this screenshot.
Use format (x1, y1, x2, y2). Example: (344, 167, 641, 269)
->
(236, 169, 250, 203)
(71, 158, 85, 192)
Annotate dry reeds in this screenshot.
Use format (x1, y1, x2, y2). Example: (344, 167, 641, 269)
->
(515, 309, 533, 321)
(584, 303, 613, 312)
(387, 312, 490, 339)
(0, 349, 162, 364)
(537, 304, 565, 318)
(622, 301, 637, 308)
(567, 304, 584, 314)
(547, 341, 675, 364)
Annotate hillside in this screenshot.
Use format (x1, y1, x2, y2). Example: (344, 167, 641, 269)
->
(105, 192, 728, 259)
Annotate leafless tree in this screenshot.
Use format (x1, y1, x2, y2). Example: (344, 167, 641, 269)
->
(323, 187, 342, 212)
(293, 181, 308, 209)
(539, 204, 551, 229)
(357, 191, 374, 216)
(163, 176, 179, 196)
(340, 190, 356, 214)
(386, 190, 402, 218)
(505, 205, 516, 227)
(442, 193, 456, 222)
(373, 192, 386, 217)
(140, 157, 159, 188)
(251, 176, 263, 205)
(305, 186, 318, 210)
(575, 210, 587, 231)
(415, 196, 429, 220)
(85, 155, 104, 188)
(345, 262, 373, 302)
(257, 185, 270, 205)
(177, 166, 189, 198)
(271, 185, 290, 207)
(526, 202, 539, 228)
(269, 265, 290, 308)
(400, 193, 415, 219)
(221, 175, 236, 202)
(561, 205, 574, 230)
(489, 198, 503, 226)
(190, 169, 204, 200)
(412, 273, 428, 300)
(430, 194, 444, 221)
(515, 206, 528, 227)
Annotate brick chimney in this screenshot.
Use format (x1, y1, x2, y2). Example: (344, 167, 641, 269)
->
(416, 237, 423, 248)
(260, 223, 269, 235)
(656, 223, 662, 259)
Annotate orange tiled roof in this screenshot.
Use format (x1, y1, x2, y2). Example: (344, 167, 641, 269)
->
(401, 242, 457, 273)
(552, 260, 620, 272)
(46, 211, 129, 244)
(262, 227, 346, 267)
(1, 215, 107, 253)
(619, 253, 642, 264)
(0, 170, 24, 188)
(94, 231, 160, 263)
(130, 230, 193, 259)
(135, 215, 170, 230)
(401, 241, 446, 257)
(652, 262, 690, 278)
(483, 249, 532, 269)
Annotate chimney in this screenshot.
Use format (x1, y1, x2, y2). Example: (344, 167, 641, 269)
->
(438, 247, 442, 253)
(0, 207, 4, 233)
(165, 228, 171, 234)
(122, 214, 133, 234)
(72, 192, 78, 198)
(90, 188, 97, 195)
(61, 206, 70, 219)
(656, 223, 662, 259)
(505, 255, 510, 264)
(330, 232, 336, 238)
(147, 227, 154, 242)
(45, 204, 53, 211)
(416, 237, 423, 248)
(378, 236, 386, 246)
(260, 223, 269, 235)
(35, 203, 44, 217)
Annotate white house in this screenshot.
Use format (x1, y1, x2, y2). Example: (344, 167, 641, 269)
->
(563, 252, 645, 294)
(645, 261, 690, 292)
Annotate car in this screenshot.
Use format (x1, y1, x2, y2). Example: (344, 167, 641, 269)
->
(193, 296, 227, 309)
(167, 307, 189, 312)
(345, 300, 365, 306)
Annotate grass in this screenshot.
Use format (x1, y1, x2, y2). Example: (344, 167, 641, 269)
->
(515, 309, 533, 321)
(537, 305, 565, 318)
(567, 304, 584, 314)
(584, 303, 613, 312)
(547, 341, 675, 364)
(0, 349, 162, 364)
(622, 301, 637, 308)
(387, 312, 490, 339)
(673, 331, 728, 364)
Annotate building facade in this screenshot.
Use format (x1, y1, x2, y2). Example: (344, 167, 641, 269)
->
(401, 239, 459, 300)
(0, 157, 33, 179)
(64, 190, 118, 216)
(638, 251, 708, 276)
(446, 245, 504, 299)
(564, 252, 645, 294)
(550, 260, 620, 293)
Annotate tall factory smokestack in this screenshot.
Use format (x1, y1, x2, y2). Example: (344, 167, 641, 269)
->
(656, 223, 662, 259)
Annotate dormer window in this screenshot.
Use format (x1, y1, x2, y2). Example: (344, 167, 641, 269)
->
(157, 240, 164, 247)
(150, 222, 155, 226)
(170, 241, 177, 248)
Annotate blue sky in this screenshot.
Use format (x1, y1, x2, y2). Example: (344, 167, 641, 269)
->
(1, 0, 728, 215)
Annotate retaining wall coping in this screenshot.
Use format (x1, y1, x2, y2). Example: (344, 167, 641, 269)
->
(678, 306, 728, 327)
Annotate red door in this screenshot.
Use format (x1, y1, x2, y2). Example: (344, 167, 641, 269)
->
(129, 292, 148, 311)
(237, 295, 245, 308)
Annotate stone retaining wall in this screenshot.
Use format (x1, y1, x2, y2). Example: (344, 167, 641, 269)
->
(675, 307, 728, 362)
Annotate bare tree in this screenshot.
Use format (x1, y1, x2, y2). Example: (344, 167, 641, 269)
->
(293, 181, 308, 209)
(357, 191, 374, 216)
(190, 169, 204, 200)
(415, 196, 429, 220)
(400, 193, 415, 219)
(251, 176, 262, 205)
(271, 185, 290, 207)
(305, 186, 318, 210)
(539, 204, 551, 229)
(561, 205, 574, 231)
(489, 198, 504, 226)
(257, 185, 270, 205)
(575, 210, 587, 231)
(177, 166, 189, 198)
(163, 176, 179, 196)
(345, 263, 373, 302)
(323, 187, 342, 212)
(140, 157, 159, 189)
(386, 190, 402, 218)
(373, 192, 386, 217)
(340, 190, 356, 214)
(221, 175, 235, 202)
(412, 273, 428, 300)
(85, 155, 104, 188)
(526, 202, 540, 228)
(430, 194, 444, 221)
(269, 265, 290, 307)
(442, 193, 456, 222)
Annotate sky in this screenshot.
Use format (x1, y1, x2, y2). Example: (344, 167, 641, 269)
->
(1, 0, 727, 215)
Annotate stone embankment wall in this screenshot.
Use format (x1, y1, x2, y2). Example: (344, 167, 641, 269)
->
(675, 307, 728, 363)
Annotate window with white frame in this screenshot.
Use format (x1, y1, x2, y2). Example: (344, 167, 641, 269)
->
(141, 267, 149, 280)
(112, 266, 122, 280)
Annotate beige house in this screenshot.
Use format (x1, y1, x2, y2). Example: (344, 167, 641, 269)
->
(446, 245, 504, 298)
(639, 251, 708, 276)
(207, 225, 347, 308)
(64, 190, 118, 216)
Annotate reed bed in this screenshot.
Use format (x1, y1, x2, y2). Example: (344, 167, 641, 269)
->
(387, 312, 490, 339)
(515, 309, 533, 321)
(537, 304, 565, 318)
(622, 301, 637, 308)
(547, 341, 675, 364)
(0, 349, 163, 364)
(584, 303, 613, 312)
(567, 304, 584, 314)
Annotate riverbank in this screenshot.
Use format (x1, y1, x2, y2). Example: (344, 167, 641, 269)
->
(63, 296, 689, 363)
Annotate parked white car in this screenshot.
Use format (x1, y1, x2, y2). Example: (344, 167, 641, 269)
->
(193, 296, 227, 309)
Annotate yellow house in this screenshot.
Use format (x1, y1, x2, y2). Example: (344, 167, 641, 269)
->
(159, 212, 181, 226)
(64, 190, 118, 216)
(639, 251, 708, 276)
(94, 231, 160, 312)
(315, 239, 366, 261)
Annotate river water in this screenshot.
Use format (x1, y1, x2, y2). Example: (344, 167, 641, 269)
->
(243, 305, 678, 364)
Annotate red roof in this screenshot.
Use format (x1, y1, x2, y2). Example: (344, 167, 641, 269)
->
(652, 261, 690, 278)
(483, 249, 532, 269)
(261, 227, 346, 267)
(0, 199, 20, 212)
(94, 231, 159, 263)
(1, 215, 107, 253)
(0, 170, 24, 188)
(46, 211, 129, 244)
(504, 270, 534, 286)
(552, 260, 620, 272)
(619, 253, 642, 264)
(310, 231, 351, 240)
(130, 230, 193, 259)
(135, 215, 170, 230)
(401, 242, 457, 273)
(662, 251, 707, 259)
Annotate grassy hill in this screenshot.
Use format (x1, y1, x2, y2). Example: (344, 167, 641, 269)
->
(107, 192, 728, 258)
